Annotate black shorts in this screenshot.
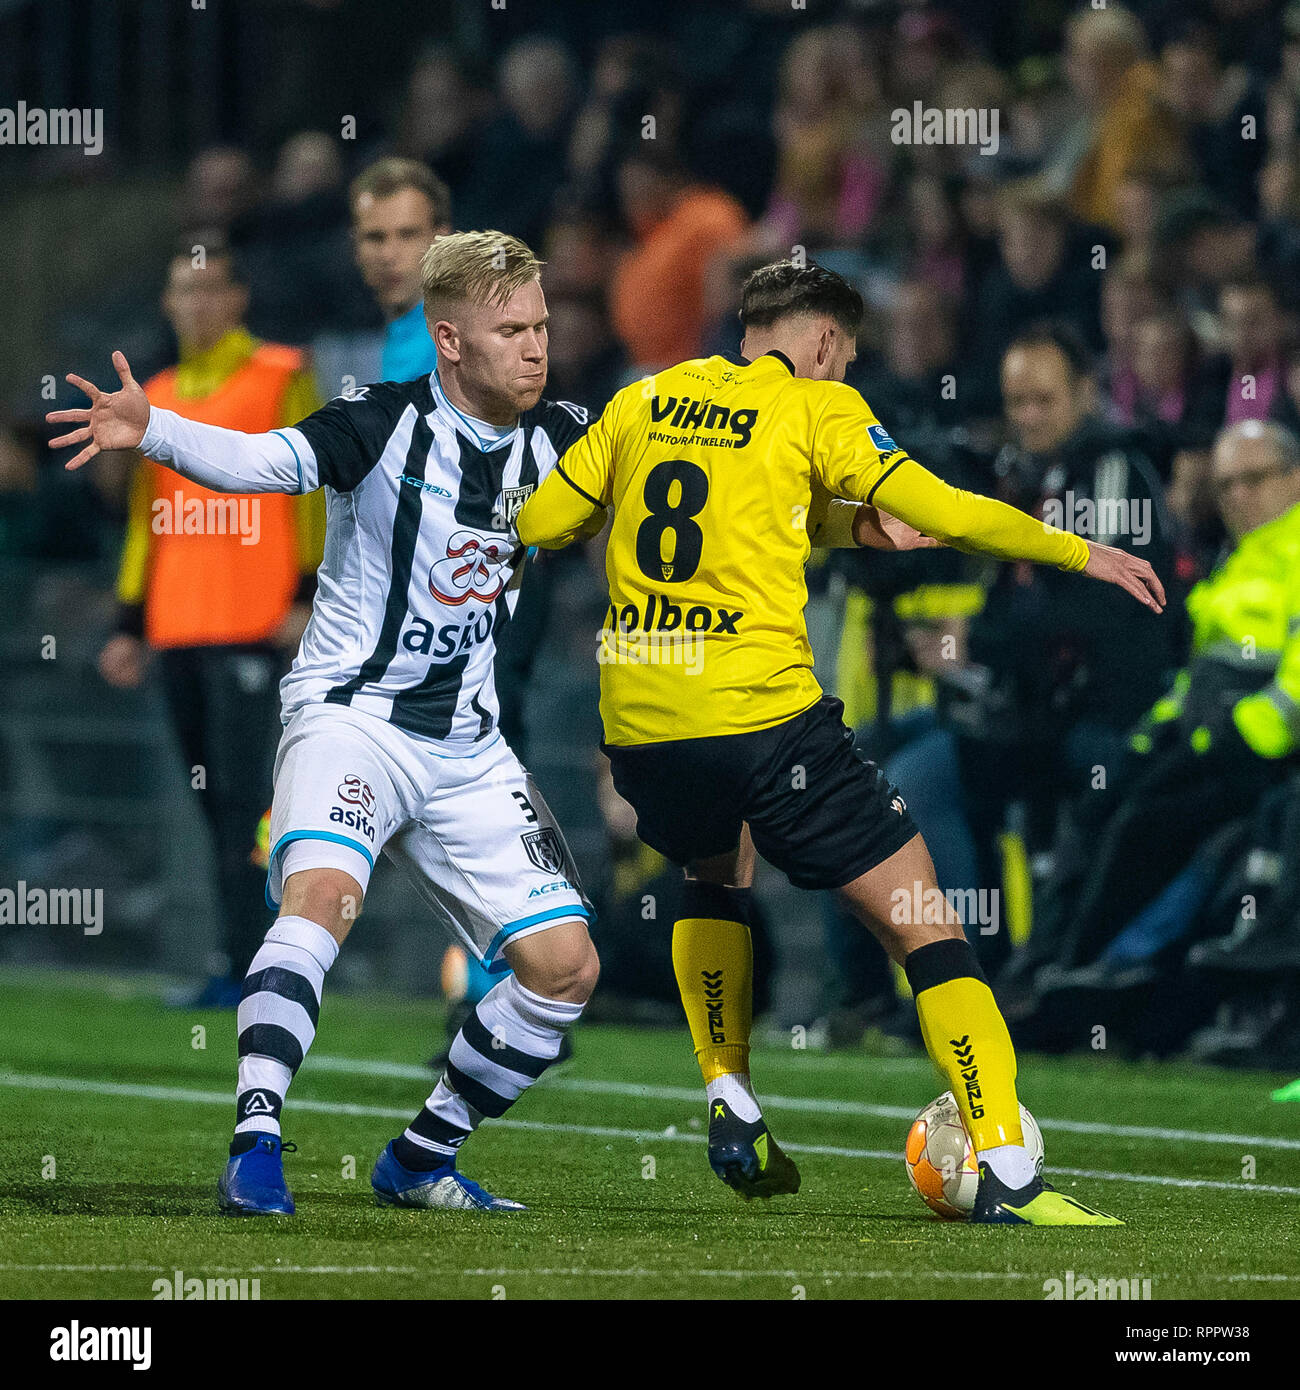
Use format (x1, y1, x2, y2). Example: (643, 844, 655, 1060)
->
(603, 696, 919, 891)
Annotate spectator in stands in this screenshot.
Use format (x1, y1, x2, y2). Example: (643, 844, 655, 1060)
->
(966, 186, 1104, 403)
(1129, 309, 1198, 429)
(543, 293, 627, 412)
(903, 172, 981, 305)
(543, 210, 620, 300)
(394, 44, 488, 210)
(849, 280, 972, 438)
(763, 24, 887, 247)
(889, 7, 967, 107)
(1110, 162, 1193, 264)
(349, 158, 453, 383)
(1209, 277, 1292, 428)
(948, 322, 1176, 968)
(566, 35, 686, 197)
(1158, 191, 1300, 319)
(235, 131, 371, 346)
(1156, 19, 1267, 217)
(1118, 306, 1221, 477)
(1098, 256, 1165, 426)
(181, 147, 260, 236)
(1165, 440, 1226, 582)
(1009, 418, 1300, 1022)
(609, 147, 748, 369)
(1056, 5, 1183, 232)
(459, 37, 578, 246)
(98, 243, 324, 1008)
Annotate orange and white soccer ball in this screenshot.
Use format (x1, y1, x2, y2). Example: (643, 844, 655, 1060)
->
(904, 1090, 1044, 1219)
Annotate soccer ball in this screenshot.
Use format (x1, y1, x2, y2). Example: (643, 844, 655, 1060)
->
(904, 1090, 1044, 1219)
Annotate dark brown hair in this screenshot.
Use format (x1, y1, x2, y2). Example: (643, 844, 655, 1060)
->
(739, 260, 864, 334)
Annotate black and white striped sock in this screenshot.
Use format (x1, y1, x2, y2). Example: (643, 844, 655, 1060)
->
(393, 974, 584, 1169)
(233, 915, 339, 1142)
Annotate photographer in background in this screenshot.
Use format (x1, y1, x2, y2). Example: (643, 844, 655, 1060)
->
(910, 323, 1176, 978)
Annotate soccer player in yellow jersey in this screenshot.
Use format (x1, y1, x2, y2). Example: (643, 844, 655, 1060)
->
(516, 261, 1163, 1225)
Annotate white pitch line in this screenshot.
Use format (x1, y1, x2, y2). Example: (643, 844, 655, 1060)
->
(306, 1054, 1300, 1153)
(1, 1262, 1298, 1283)
(3, 1068, 1298, 1196)
(0, 1263, 1027, 1279)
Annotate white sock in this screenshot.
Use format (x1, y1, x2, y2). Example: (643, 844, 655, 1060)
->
(706, 1071, 761, 1124)
(977, 1142, 1038, 1188)
(234, 915, 339, 1138)
(399, 975, 585, 1162)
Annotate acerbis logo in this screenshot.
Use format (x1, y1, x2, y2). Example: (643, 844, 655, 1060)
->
(398, 471, 453, 499)
(553, 399, 588, 425)
(702, 968, 726, 1043)
(527, 879, 575, 898)
(236, 1087, 281, 1126)
(950, 1035, 984, 1118)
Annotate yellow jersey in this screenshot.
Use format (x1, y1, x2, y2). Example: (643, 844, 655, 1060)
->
(516, 350, 1089, 745)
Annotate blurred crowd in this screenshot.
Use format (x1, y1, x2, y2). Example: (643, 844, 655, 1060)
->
(6, 0, 1300, 1064)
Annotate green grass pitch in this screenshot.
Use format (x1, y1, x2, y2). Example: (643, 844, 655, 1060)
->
(1, 968, 1298, 1301)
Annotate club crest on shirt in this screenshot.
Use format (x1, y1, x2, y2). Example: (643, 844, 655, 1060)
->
(521, 827, 565, 875)
(501, 483, 536, 525)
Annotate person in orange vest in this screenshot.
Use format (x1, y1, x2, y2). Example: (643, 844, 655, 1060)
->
(609, 147, 749, 370)
(99, 240, 325, 1008)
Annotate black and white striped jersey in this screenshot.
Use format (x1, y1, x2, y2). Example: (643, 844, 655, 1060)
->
(283, 372, 590, 744)
(137, 369, 591, 748)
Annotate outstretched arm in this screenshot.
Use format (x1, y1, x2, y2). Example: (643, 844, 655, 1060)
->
(872, 458, 1166, 613)
(812, 387, 1164, 610)
(47, 351, 310, 494)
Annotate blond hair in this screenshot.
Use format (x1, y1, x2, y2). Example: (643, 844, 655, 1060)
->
(420, 230, 543, 317)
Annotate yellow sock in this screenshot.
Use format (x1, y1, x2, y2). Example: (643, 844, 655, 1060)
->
(672, 908, 752, 1084)
(907, 940, 1023, 1151)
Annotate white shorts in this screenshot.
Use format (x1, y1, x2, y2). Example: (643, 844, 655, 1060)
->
(266, 703, 592, 972)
